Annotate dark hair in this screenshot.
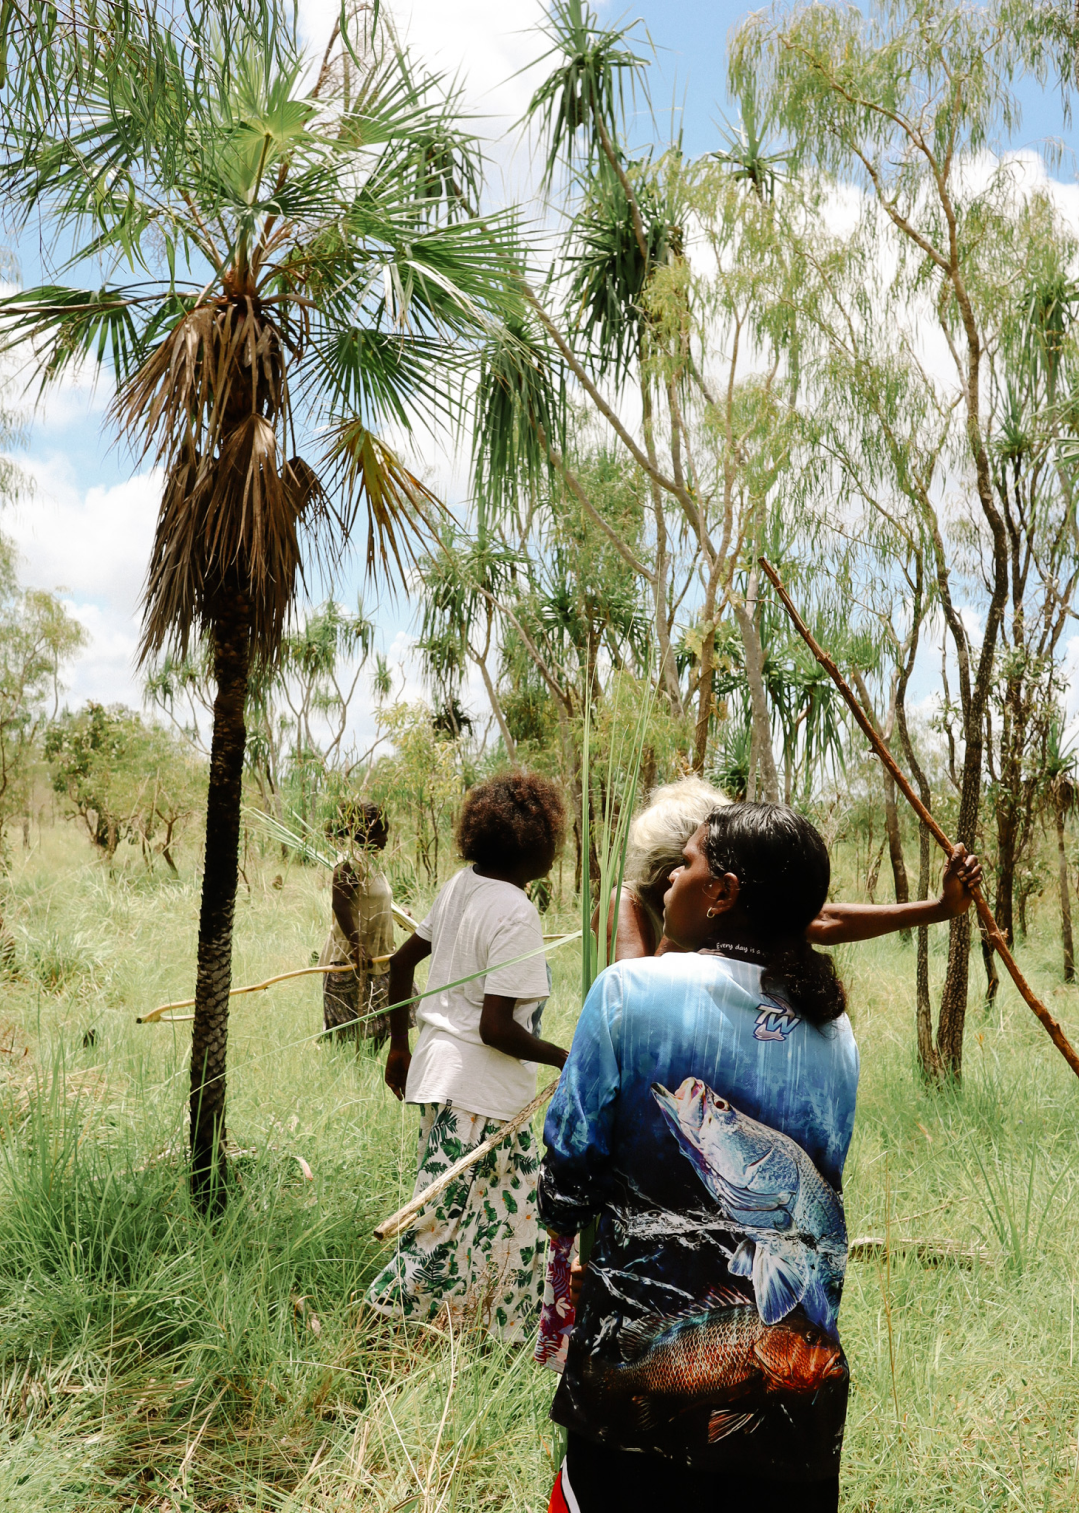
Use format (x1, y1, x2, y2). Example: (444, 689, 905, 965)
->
(330, 799, 387, 845)
(701, 802, 846, 1028)
(457, 771, 565, 871)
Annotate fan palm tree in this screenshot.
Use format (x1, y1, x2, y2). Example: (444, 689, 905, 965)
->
(0, 0, 521, 1208)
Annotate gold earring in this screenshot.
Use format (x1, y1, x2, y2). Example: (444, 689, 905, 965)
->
(706, 906, 720, 918)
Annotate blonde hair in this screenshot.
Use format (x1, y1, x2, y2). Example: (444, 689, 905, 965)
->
(625, 777, 730, 894)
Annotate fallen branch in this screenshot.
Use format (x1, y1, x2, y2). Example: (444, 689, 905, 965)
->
(759, 556, 1079, 1083)
(374, 1078, 560, 1242)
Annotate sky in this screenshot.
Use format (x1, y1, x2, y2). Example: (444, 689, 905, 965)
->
(3, 0, 1079, 739)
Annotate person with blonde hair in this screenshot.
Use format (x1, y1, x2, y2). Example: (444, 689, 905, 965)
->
(612, 777, 982, 959)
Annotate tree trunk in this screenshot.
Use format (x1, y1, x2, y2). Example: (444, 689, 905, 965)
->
(733, 569, 779, 803)
(995, 806, 1017, 948)
(1057, 801, 1074, 983)
(893, 581, 941, 1080)
(190, 594, 251, 1213)
(979, 923, 999, 1003)
(474, 650, 517, 763)
(852, 670, 910, 926)
(883, 773, 909, 909)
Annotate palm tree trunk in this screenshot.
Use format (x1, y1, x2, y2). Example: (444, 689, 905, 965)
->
(1056, 800, 1074, 983)
(190, 592, 251, 1212)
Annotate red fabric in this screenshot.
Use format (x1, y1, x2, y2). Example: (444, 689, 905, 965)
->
(534, 1232, 576, 1372)
(547, 1466, 571, 1513)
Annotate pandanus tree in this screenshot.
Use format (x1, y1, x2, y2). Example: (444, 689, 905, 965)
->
(0, 0, 521, 1207)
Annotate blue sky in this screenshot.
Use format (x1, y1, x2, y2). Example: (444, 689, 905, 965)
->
(4, 0, 1079, 728)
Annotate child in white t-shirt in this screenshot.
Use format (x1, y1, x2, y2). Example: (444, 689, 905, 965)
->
(365, 771, 567, 1340)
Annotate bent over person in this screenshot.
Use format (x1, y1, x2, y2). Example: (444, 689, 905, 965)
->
(540, 801, 978, 1512)
(320, 800, 394, 1043)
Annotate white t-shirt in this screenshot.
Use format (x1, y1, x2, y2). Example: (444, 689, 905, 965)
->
(405, 867, 550, 1121)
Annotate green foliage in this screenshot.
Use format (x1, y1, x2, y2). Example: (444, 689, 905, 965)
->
(0, 821, 1076, 1507)
(368, 702, 461, 883)
(44, 703, 204, 868)
(0, 535, 86, 845)
(522, 0, 650, 193)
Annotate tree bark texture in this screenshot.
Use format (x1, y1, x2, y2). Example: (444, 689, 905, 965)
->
(733, 570, 779, 803)
(190, 593, 251, 1211)
(883, 773, 909, 909)
(893, 585, 942, 1080)
(1056, 802, 1075, 983)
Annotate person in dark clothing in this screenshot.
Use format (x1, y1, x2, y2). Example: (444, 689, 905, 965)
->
(540, 801, 980, 1513)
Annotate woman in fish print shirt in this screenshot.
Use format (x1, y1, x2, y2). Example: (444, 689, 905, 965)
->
(539, 802, 979, 1513)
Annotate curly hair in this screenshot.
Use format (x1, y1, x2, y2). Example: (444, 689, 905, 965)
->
(701, 802, 847, 1029)
(457, 771, 565, 872)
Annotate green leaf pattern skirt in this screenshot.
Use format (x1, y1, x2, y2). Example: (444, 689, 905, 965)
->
(365, 1102, 545, 1342)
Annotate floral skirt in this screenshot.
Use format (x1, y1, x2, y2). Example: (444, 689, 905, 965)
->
(365, 1102, 545, 1342)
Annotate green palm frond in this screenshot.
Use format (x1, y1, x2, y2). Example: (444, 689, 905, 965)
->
(471, 316, 566, 523)
(713, 79, 792, 202)
(565, 157, 680, 379)
(521, 0, 650, 192)
(326, 420, 441, 582)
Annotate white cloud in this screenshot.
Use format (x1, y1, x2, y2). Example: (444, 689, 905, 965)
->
(2, 461, 160, 710)
(5, 460, 159, 603)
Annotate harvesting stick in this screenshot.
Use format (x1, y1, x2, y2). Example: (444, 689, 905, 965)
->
(373, 1078, 560, 1242)
(139, 931, 575, 1024)
(759, 556, 1079, 1083)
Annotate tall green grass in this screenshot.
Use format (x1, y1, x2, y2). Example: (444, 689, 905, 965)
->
(0, 821, 1077, 1509)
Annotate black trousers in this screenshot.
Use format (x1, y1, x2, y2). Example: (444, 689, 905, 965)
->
(563, 1433, 840, 1512)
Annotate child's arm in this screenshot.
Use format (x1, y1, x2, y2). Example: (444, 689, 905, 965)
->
(807, 845, 982, 946)
(479, 995, 568, 1070)
(384, 932, 432, 1100)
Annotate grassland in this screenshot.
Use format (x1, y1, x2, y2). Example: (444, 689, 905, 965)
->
(1, 818, 1078, 1510)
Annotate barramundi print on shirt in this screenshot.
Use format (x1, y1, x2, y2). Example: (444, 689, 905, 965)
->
(538, 951, 859, 1481)
(652, 1077, 847, 1337)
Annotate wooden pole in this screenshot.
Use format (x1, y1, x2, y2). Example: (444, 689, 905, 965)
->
(139, 934, 575, 1024)
(137, 961, 389, 1023)
(373, 1079, 560, 1242)
(759, 556, 1079, 1083)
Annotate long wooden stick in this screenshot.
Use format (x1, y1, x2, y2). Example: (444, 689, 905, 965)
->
(137, 961, 391, 1024)
(139, 932, 575, 1025)
(759, 556, 1079, 1082)
(374, 1079, 560, 1242)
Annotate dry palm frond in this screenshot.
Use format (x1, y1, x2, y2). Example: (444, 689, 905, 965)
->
(118, 291, 328, 663)
(327, 418, 442, 581)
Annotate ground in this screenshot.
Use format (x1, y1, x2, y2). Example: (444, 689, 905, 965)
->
(1, 820, 1078, 1511)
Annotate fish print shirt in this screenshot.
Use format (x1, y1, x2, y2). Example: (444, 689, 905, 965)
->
(538, 950, 860, 1482)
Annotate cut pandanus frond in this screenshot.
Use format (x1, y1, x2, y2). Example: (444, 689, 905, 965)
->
(244, 805, 417, 932)
(580, 672, 656, 999)
(577, 673, 654, 1263)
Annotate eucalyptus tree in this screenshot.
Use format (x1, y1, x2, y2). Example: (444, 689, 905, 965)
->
(471, 3, 812, 782)
(0, 0, 522, 1205)
(981, 217, 1079, 953)
(0, 534, 87, 848)
(736, 0, 1067, 1077)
